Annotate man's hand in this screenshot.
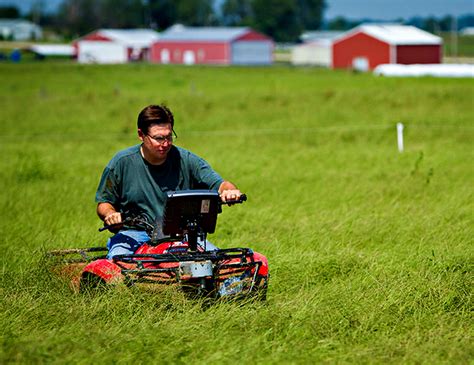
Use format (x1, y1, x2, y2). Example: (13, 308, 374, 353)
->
(97, 203, 123, 231)
(104, 212, 122, 226)
(219, 181, 242, 203)
(220, 189, 242, 203)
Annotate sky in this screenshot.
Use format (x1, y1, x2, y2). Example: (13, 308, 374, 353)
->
(325, 0, 474, 20)
(0, 0, 473, 20)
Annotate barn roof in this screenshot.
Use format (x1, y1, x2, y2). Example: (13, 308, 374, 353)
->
(0, 18, 39, 27)
(300, 30, 344, 43)
(0, 19, 42, 32)
(158, 25, 251, 42)
(336, 24, 442, 45)
(81, 29, 160, 47)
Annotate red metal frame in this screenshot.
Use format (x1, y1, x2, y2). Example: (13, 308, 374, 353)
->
(81, 240, 269, 289)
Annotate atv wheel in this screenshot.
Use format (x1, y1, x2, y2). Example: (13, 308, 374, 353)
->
(251, 275, 268, 301)
(80, 273, 108, 293)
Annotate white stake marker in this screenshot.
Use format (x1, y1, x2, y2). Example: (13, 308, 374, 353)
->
(397, 122, 404, 152)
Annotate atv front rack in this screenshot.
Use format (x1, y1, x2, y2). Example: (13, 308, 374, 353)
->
(113, 247, 254, 265)
(112, 248, 264, 296)
(47, 247, 108, 263)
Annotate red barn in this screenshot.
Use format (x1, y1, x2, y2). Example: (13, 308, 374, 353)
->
(150, 25, 273, 65)
(332, 24, 442, 71)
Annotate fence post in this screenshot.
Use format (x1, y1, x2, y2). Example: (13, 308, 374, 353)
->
(397, 122, 404, 152)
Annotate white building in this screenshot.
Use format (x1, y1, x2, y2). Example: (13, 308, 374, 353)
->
(291, 31, 343, 67)
(460, 27, 474, 36)
(0, 19, 42, 41)
(74, 29, 160, 64)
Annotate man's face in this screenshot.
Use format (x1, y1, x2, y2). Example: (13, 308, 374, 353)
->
(139, 123, 174, 161)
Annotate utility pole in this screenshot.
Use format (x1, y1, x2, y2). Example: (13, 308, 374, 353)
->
(142, 0, 151, 28)
(451, 16, 458, 59)
(31, 0, 44, 25)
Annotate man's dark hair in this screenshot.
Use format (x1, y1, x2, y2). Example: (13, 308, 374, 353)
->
(137, 104, 174, 134)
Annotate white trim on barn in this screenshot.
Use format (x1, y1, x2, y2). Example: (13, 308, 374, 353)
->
(390, 44, 397, 64)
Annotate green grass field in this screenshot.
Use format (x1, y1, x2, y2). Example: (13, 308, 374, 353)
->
(1, 63, 472, 364)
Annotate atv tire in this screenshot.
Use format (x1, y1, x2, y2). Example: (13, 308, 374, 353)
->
(79, 272, 108, 293)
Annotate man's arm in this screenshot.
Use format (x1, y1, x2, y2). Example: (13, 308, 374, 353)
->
(218, 181, 242, 203)
(97, 202, 122, 226)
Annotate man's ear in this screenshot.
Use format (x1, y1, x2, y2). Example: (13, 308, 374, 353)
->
(138, 129, 145, 142)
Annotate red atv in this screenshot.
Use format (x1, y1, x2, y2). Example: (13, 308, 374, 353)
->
(48, 190, 269, 300)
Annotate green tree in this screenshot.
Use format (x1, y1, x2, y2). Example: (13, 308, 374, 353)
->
(252, 0, 302, 42)
(57, 0, 102, 37)
(328, 16, 359, 31)
(221, 0, 253, 26)
(438, 15, 455, 32)
(148, 0, 177, 30)
(175, 0, 215, 26)
(423, 16, 441, 34)
(0, 6, 20, 18)
(57, 0, 146, 37)
(148, 0, 216, 29)
(221, 0, 326, 41)
(297, 0, 325, 30)
(100, 0, 145, 28)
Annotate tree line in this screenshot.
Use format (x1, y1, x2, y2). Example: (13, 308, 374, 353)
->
(1, 1, 473, 42)
(0, 0, 325, 42)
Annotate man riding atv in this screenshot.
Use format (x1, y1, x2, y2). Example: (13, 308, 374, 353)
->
(96, 104, 242, 258)
(48, 104, 268, 298)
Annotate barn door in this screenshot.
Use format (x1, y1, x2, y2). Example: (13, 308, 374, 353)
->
(231, 41, 272, 65)
(352, 57, 369, 72)
(161, 49, 170, 64)
(183, 50, 195, 65)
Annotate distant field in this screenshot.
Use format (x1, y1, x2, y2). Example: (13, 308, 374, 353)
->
(0, 63, 472, 364)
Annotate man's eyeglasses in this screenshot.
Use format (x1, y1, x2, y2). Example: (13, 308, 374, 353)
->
(147, 129, 178, 145)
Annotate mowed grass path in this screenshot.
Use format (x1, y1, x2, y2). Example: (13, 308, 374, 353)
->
(1, 63, 472, 364)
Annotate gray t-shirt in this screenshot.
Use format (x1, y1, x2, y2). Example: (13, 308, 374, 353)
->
(95, 144, 224, 223)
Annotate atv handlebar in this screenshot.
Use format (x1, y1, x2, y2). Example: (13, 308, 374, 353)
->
(98, 214, 154, 232)
(220, 193, 247, 206)
(99, 193, 247, 232)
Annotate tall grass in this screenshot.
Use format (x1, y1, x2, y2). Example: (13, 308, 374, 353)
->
(0, 63, 472, 364)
